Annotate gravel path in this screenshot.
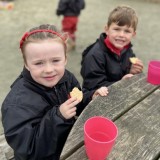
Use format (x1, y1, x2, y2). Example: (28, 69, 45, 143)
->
(0, 0, 160, 134)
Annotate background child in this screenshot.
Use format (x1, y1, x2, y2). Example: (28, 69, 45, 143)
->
(56, 0, 85, 51)
(1, 24, 92, 160)
(81, 5, 143, 95)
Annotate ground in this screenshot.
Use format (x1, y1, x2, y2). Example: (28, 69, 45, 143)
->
(0, 0, 160, 134)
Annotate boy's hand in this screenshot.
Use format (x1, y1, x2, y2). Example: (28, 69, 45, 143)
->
(59, 97, 80, 119)
(122, 73, 134, 79)
(92, 86, 109, 100)
(130, 58, 143, 74)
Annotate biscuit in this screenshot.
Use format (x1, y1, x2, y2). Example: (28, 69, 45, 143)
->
(130, 57, 138, 64)
(70, 87, 83, 101)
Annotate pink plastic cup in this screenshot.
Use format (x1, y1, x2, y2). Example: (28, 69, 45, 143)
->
(147, 60, 160, 85)
(84, 116, 118, 160)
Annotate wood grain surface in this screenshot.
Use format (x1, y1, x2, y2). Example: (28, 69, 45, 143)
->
(60, 73, 160, 160)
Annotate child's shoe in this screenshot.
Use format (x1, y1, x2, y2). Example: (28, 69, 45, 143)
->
(66, 38, 76, 52)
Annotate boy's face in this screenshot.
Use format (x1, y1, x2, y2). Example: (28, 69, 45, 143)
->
(24, 40, 67, 88)
(105, 23, 136, 49)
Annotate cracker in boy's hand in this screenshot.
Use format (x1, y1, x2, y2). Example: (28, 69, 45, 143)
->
(70, 87, 83, 101)
(130, 57, 138, 64)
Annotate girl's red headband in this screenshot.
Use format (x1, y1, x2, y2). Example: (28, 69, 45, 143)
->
(19, 29, 66, 49)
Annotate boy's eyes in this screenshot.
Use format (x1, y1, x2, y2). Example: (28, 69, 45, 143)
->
(114, 28, 131, 33)
(124, 30, 131, 33)
(114, 28, 120, 31)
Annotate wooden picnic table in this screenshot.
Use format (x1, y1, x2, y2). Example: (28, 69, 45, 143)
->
(60, 73, 160, 160)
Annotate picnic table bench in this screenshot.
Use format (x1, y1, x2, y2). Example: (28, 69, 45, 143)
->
(60, 73, 160, 160)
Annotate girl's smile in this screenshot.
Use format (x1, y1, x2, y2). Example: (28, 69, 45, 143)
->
(43, 75, 57, 81)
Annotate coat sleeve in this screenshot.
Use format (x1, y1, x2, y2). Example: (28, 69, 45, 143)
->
(56, 0, 68, 15)
(76, 0, 85, 10)
(1, 93, 74, 159)
(81, 48, 116, 91)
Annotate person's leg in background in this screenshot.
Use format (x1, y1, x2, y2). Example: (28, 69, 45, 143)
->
(62, 16, 78, 52)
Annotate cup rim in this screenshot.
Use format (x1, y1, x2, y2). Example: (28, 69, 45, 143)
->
(149, 60, 160, 69)
(84, 116, 118, 144)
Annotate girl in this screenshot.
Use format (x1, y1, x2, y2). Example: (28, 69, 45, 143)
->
(2, 24, 91, 160)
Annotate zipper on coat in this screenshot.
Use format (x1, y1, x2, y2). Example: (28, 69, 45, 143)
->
(54, 86, 61, 104)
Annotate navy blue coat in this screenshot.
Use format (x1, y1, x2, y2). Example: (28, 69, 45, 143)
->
(81, 33, 136, 91)
(56, 0, 85, 16)
(1, 68, 90, 160)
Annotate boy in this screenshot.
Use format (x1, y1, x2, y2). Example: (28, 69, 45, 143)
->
(81, 5, 143, 94)
(56, 0, 85, 51)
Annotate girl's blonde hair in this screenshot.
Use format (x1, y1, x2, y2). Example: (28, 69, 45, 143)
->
(20, 24, 68, 62)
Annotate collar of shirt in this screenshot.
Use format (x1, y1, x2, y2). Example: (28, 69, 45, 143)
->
(104, 36, 129, 56)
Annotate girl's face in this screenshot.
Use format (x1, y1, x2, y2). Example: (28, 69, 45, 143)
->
(24, 40, 67, 88)
(105, 23, 136, 49)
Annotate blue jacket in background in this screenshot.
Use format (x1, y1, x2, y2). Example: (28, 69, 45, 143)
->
(56, 0, 85, 16)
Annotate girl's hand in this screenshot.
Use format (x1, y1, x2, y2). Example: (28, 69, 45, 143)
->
(59, 97, 80, 119)
(92, 86, 109, 100)
(130, 59, 143, 74)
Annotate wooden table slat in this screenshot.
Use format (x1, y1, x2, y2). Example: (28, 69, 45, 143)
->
(65, 89, 160, 160)
(108, 89, 160, 160)
(60, 73, 160, 159)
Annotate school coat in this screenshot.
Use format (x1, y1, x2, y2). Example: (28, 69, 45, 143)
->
(81, 33, 136, 91)
(56, 0, 85, 16)
(1, 67, 90, 160)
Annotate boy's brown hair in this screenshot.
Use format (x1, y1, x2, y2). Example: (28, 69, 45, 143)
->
(107, 5, 138, 31)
